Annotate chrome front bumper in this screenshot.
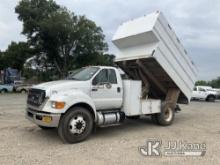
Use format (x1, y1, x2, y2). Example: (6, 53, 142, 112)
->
(26, 108, 61, 127)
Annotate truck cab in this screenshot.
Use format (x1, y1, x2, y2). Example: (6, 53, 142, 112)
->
(26, 66, 126, 143)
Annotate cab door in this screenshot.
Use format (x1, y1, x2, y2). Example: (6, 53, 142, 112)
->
(91, 69, 123, 110)
(192, 87, 207, 99)
(197, 87, 207, 99)
(192, 87, 199, 98)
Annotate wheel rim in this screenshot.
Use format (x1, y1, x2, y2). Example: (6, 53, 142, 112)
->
(69, 115, 86, 135)
(164, 107, 173, 122)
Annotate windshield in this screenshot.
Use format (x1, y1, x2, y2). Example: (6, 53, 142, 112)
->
(68, 67, 99, 81)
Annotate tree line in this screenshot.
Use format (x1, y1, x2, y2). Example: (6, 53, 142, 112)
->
(0, 0, 115, 81)
(196, 77, 220, 88)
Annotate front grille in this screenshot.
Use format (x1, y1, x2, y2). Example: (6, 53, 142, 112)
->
(27, 88, 46, 107)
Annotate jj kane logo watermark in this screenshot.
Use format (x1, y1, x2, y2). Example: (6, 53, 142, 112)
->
(139, 139, 206, 157)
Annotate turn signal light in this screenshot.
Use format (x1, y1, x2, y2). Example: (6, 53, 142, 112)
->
(51, 101, 65, 109)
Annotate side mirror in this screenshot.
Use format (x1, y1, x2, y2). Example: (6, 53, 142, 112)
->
(105, 83, 112, 89)
(92, 78, 105, 86)
(92, 78, 98, 86)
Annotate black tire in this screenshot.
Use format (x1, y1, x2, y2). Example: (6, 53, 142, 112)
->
(155, 103, 175, 126)
(206, 95, 215, 102)
(58, 107, 93, 144)
(38, 125, 55, 130)
(126, 115, 140, 120)
(1, 89, 7, 94)
(21, 89, 27, 93)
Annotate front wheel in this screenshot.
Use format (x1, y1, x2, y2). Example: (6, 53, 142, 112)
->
(21, 89, 27, 93)
(58, 107, 93, 144)
(1, 89, 7, 94)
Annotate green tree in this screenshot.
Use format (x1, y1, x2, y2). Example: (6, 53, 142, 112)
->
(2, 42, 33, 71)
(0, 51, 5, 70)
(195, 77, 220, 88)
(209, 77, 220, 88)
(15, 0, 108, 77)
(94, 54, 115, 66)
(195, 80, 208, 86)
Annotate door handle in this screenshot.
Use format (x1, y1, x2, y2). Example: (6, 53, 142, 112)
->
(92, 88, 98, 91)
(117, 87, 121, 93)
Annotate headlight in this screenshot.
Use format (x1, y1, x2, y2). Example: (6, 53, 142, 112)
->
(51, 101, 65, 109)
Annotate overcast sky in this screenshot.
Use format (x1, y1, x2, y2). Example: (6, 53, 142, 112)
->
(0, 0, 220, 80)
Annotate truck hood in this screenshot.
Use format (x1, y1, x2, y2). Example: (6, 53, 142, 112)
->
(207, 90, 218, 95)
(32, 80, 90, 97)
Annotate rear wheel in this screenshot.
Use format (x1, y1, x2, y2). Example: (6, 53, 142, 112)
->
(58, 107, 93, 143)
(206, 95, 215, 102)
(154, 103, 175, 126)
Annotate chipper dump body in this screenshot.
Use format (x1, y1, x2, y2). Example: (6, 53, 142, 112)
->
(112, 11, 197, 103)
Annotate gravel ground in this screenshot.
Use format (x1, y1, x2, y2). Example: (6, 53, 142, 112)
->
(0, 94, 219, 165)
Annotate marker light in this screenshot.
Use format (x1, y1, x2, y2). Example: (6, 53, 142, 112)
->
(51, 101, 65, 109)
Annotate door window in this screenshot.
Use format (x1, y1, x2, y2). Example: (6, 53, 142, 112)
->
(198, 88, 206, 92)
(92, 69, 117, 85)
(108, 69, 117, 84)
(92, 69, 108, 85)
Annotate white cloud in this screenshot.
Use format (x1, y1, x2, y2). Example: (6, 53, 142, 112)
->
(0, 0, 25, 50)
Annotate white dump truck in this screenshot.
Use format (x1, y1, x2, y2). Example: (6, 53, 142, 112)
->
(26, 11, 197, 143)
